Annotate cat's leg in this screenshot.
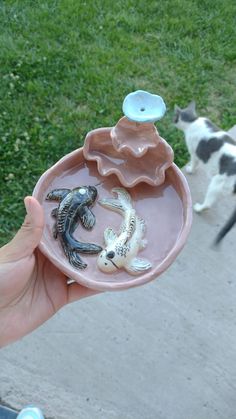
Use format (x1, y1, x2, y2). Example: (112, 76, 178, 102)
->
(186, 153, 199, 174)
(194, 174, 226, 212)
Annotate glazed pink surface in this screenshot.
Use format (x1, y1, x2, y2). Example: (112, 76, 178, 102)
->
(83, 117, 174, 187)
(33, 148, 192, 291)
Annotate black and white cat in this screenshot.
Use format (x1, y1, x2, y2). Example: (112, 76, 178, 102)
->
(174, 101, 236, 244)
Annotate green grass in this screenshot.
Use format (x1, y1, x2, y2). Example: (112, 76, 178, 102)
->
(0, 0, 236, 244)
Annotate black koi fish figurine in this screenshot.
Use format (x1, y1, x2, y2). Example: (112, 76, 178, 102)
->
(46, 186, 102, 269)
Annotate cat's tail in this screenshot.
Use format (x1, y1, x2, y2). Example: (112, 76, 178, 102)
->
(214, 207, 236, 246)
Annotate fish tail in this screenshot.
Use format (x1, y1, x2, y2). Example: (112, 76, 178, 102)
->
(99, 187, 132, 214)
(99, 198, 125, 213)
(78, 242, 103, 254)
(61, 233, 102, 255)
(62, 244, 87, 269)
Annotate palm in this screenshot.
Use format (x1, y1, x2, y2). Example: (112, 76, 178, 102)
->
(0, 250, 63, 341)
(0, 197, 97, 347)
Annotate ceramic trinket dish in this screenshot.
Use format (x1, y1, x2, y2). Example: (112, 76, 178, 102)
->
(33, 90, 192, 291)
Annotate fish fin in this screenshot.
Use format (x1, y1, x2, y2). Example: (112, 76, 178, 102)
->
(46, 188, 71, 202)
(51, 208, 58, 218)
(137, 217, 146, 233)
(104, 228, 118, 245)
(79, 206, 96, 230)
(126, 257, 152, 275)
(51, 208, 58, 238)
(52, 223, 58, 239)
(135, 217, 147, 242)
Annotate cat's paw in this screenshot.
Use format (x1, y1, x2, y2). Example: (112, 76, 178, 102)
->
(185, 164, 194, 174)
(193, 203, 205, 213)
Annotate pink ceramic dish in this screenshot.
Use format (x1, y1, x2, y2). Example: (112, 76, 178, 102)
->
(33, 149, 192, 291)
(83, 116, 174, 188)
(33, 91, 192, 291)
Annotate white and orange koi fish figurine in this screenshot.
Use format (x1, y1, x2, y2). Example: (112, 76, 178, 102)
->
(97, 187, 152, 275)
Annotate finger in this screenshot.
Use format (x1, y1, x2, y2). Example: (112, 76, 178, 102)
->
(67, 282, 101, 304)
(0, 196, 44, 261)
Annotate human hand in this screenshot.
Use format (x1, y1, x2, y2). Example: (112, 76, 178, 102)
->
(0, 197, 98, 348)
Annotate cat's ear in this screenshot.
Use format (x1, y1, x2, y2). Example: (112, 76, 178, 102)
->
(187, 101, 196, 113)
(174, 104, 181, 112)
(173, 105, 181, 123)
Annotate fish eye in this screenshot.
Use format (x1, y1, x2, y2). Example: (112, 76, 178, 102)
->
(104, 262, 108, 266)
(106, 251, 115, 259)
(79, 188, 86, 195)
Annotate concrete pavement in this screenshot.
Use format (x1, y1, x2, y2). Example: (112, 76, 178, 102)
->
(1, 128, 236, 419)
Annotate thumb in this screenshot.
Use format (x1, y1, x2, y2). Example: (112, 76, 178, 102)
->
(0, 196, 44, 262)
